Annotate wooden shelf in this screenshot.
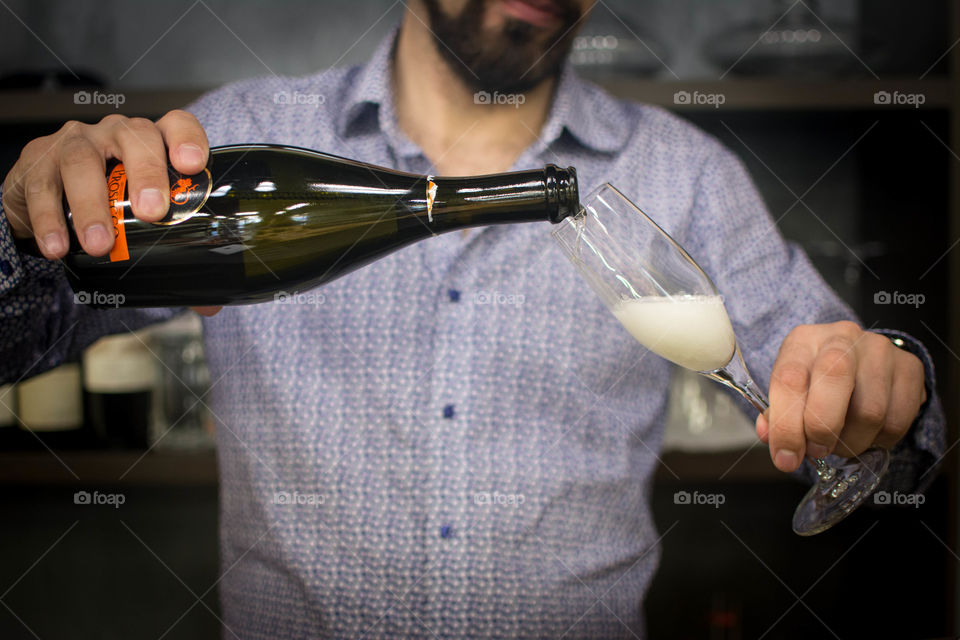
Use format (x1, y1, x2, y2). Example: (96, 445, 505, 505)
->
(0, 89, 204, 123)
(0, 76, 951, 124)
(596, 76, 953, 110)
(0, 450, 217, 486)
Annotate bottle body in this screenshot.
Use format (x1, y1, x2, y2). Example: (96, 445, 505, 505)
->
(51, 144, 579, 307)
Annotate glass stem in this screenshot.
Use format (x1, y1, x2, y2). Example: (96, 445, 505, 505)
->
(703, 345, 770, 413)
(704, 346, 833, 480)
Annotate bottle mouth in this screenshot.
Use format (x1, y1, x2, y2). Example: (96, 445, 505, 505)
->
(544, 164, 580, 223)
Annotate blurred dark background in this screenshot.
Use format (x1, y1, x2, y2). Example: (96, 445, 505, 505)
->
(0, 0, 957, 638)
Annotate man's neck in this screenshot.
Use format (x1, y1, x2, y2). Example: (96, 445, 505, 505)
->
(392, 8, 557, 176)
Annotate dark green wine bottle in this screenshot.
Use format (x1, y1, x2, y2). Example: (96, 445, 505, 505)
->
(38, 144, 579, 308)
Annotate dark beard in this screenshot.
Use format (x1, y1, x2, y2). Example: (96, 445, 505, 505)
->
(421, 0, 584, 94)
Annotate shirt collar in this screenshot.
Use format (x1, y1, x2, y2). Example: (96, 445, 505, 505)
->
(336, 27, 630, 156)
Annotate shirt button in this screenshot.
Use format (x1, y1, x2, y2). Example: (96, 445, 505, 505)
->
(0, 259, 12, 276)
(447, 289, 461, 302)
(440, 524, 453, 538)
(442, 404, 455, 419)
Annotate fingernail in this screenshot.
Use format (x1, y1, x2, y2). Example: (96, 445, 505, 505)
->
(774, 449, 799, 471)
(138, 188, 166, 218)
(179, 143, 204, 167)
(40, 232, 64, 255)
(84, 224, 112, 251)
(806, 442, 830, 459)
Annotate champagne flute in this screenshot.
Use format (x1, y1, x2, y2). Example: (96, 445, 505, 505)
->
(552, 183, 889, 535)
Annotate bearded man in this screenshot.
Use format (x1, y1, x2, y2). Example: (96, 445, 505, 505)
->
(0, 1, 943, 638)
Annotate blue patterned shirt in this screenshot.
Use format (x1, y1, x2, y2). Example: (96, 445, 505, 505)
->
(0, 30, 945, 639)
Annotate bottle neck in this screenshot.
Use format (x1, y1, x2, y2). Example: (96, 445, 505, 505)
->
(419, 164, 579, 232)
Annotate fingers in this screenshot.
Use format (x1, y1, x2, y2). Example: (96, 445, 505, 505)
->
(833, 332, 892, 457)
(4, 110, 209, 260)
(802, 330, 858, 460)
(106, 116, 171, 221)
(58, 130, 113, 256)
(191, 306, 222, 317)
(22, 155, 67, 258)
(756, 413, 769, 444)
(156, 110, 209, 175)
(873, 349, 925, 449)
(767, 329, 815, 471)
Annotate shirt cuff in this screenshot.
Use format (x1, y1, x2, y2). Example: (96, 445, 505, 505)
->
(871, 328, 947, 493)
(0, 185, 65, 297)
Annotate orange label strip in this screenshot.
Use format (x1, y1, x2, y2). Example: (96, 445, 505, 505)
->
(106, 163, 130, 262)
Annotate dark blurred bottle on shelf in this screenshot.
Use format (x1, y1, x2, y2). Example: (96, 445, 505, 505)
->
(858, 0, 950, 76)
(83, 333, 156, 449)
(0, 384, 20, 449)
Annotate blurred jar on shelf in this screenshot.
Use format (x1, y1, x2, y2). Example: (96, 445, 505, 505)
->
(143, 313, 215, 451)
(570, 9, 670, 78)
(16, 363, 89, 448)
(703, 0, 860, 77)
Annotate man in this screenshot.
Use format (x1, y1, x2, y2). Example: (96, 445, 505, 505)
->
(0, 0, 945, 637)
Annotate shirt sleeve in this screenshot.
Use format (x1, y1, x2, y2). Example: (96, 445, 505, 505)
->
(0, 186, 183, 386)
(683, 143, 946, 494)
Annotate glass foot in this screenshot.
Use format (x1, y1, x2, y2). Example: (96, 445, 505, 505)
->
(791, 448, 891, 536)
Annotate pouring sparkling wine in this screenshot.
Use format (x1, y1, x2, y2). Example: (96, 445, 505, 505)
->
(553, 183, 890, 536)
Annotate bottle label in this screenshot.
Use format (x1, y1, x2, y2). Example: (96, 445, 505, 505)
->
(104, 163, 212, 262)
(426, 176, 437, 223)
(106, 163, 129, 262)
(154, 166, 213, 226)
